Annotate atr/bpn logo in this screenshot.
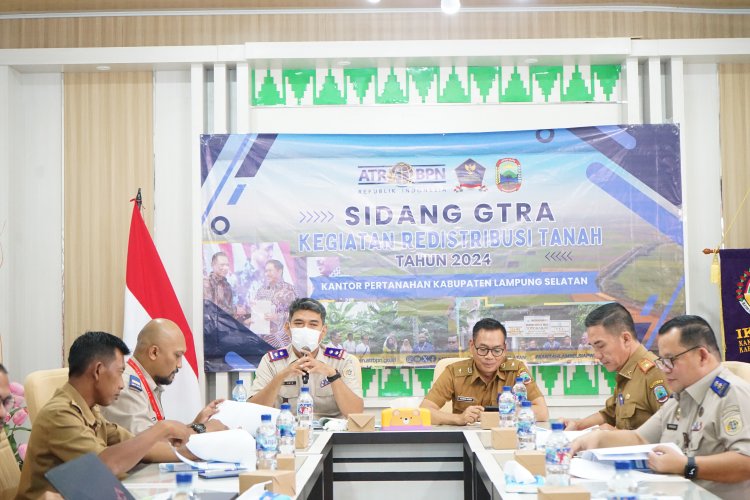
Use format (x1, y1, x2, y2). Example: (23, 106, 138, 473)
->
(357, 162, 446, 186)
(495, 157, 522, 192)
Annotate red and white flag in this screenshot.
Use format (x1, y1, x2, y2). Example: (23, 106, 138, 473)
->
(123, 199, 201, 423)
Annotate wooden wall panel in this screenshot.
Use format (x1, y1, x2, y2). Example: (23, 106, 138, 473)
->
(719, 63, 750, 250)
(63, 71, 153, 356)
(1, 11, 749, 48)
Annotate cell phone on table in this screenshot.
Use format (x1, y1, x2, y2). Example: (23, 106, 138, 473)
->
(199, 469, 241, 479)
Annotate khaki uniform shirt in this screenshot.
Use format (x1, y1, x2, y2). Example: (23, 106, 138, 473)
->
(16, 383, 133, 500)
(248, 344, 362, 418)
(637, 366, 750, 500)
(424, 357, 542, 414)
(102, 357, 165, 434)
(599, 344, 670, 429)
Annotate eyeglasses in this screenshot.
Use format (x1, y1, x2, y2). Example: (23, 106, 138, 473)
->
(2, 394, 14, 412)
(655, 345, 703, 371)
(475, 346, 505, 357)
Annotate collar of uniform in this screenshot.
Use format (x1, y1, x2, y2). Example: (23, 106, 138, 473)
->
(617, 344, 649, 379)
(130, 356, 163, 395)
(61, 382, 100, 428)
(466, 358, 510, 385)
(683, 364, 723, 404)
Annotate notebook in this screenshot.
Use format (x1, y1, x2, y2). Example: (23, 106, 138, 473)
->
(45, 452, 135, 500)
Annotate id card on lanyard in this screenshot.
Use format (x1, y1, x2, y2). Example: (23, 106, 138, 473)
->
(127, 358, 164, 421)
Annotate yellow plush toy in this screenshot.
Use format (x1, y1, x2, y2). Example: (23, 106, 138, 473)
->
(381, 408, 432, 430)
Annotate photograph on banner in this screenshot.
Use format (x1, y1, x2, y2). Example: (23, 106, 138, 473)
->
(200, 126, 685, 372)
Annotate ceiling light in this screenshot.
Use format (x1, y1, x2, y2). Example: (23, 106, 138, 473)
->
(441, 0, 461, 15)
(367, 0, 381, 3)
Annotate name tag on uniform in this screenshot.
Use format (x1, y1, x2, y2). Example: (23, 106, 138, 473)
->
(667, 424, 678, 430)
(457, 396, 474, 402)
(283, 381, 296, 386)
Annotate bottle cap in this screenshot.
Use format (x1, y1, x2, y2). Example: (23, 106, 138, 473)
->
(503, 386, 511, 392)
(176, 472, 193, 485)
(301, 387, 310, 393)
(516, 377, 523, 383)
(614, 461, 632, 471)
(550, 422, 564, 431)
(236, 379, 244, 385)
(280, 403, 291, 411)
(261, 414, 272, 422)
(521, 400, 532, 407)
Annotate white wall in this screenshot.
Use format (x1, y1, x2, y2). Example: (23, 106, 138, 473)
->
(0, 71, 64, 379)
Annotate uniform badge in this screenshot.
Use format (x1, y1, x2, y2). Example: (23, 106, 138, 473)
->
(724, 414, 743, 435)
(710, 376, 730, 397)
(518, 371, 532, 385)
(457, 396, 474, 402)
(269, 348, 289, 362)
(618, 393, 624, 406)
(324, 347, 344, 360)
(638, 359, 655, 373)
(667, 424, 678, 430)
(320, 378, 331, 388)
(691, 421, 703, 432)
(129, 375, 143, 392)
(653, 385, 669, 404)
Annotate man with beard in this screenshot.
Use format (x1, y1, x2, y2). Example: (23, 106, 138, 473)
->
(103, 319, 224, 434)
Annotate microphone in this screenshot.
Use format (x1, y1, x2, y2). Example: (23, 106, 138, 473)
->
(301, 347, 311, 385)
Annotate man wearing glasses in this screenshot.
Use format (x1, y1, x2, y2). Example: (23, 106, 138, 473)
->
(571, 315, 750, 500)
(420, 318, 549, 425)
(564, 302, 669, 431)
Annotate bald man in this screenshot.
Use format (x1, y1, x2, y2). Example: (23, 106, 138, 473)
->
(102, 319, 223, 434)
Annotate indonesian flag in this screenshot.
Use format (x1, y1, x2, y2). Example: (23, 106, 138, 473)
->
(123, 199, 201, 423)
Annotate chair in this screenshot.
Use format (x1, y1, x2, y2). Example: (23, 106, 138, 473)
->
(723, 361, 750, 383)
(24, 368, 68, 424)
(0, 430, 20, 500)
(431, 357, 465, 413)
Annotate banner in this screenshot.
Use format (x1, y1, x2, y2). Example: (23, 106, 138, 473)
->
(201, 126, 684, 371)
(719, 249, 750, 362)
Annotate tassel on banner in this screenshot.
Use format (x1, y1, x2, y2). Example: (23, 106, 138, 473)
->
(703, 248, 721, 284)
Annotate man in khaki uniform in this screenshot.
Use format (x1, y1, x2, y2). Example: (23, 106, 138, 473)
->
(103, 319, 223, 434)
(16, 331, 191, 500)
(249, 298, 363, 418)
(421, 318, 549, 425)
(564, 302, 669, 431)
(571, 315, 750, 500)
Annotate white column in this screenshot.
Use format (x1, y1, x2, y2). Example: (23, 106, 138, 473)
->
(625, 57, 642, 124)
(213, 63, 228, 134)
(647, 57, 663, 124)
(236, 62, 250, 133)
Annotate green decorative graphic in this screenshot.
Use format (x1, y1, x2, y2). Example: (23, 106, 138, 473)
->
(566, 365, 599, 395)
(415, 368, 434, 396)
(538, 365, 562, 395)
(251, 64, 621, 107)
(379, 368, 412, 397)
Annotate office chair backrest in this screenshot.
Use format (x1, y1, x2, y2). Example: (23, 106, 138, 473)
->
(24, 368, 69, 424)
(431, 357, 466, 413)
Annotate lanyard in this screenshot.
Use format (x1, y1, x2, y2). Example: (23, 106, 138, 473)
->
(127, 358, 164, 421)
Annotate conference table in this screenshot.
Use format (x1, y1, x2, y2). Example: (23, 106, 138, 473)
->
(123, 426, 720, 500)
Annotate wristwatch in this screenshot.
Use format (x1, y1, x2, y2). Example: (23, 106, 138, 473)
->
(190, 423, 206, 434)
(326, 369, 342, 383)
(684, 456, 698, 479)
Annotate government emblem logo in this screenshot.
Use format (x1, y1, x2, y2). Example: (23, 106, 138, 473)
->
(453, 158, 487, 192)
(386, 162, 415, 185)
(495, 157, 522, 192)
(735, 267, 750, 315)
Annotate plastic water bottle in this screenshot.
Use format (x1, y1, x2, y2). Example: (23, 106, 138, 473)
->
(512, 377, 527, 406)
(297, 386, 314, 429)
(170, 472, 196, 500)
(498, 386, 516, 428)
(545, 421, 571, 486)
(232, 379, 248, 402)
(256, 414, 278, 470)
(516, 400, 536, 450)
(607, 461, 639, 499)
(276, 402, 296, 455)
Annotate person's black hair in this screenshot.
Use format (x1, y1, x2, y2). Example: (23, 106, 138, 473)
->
(211, 251, 228, 265)
(658, 315, 720, 355)
(0, 364, 6, 375)
(472, 318, 507, 341)
(68, 331, 130, 377)
(288, 298, 326, 323)
(584, 302, 636, 338)
(266, 259, 284, 271)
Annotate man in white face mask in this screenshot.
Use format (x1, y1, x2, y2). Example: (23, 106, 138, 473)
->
(248, 298, 364, 418)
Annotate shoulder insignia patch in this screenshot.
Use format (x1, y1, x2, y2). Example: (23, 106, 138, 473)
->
(320, 378, 331, 388)
(653, 384, 669, 404)
(638, 358, 655, 373)
(711, 376, 730, 397)
(269, 348, 289, 362)
(128, 374, 143, 392)
(499, 360, 516, 371)
(518, 371, 532, 385)
(649, 379, 665, 389)
(724, 414, 743, 435)
(324, 347, 344, 360)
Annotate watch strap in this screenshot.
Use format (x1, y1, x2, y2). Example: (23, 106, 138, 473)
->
(327, 370, 342, 383)
(684, 455, 698, 479)
(190, 423, 206, 434)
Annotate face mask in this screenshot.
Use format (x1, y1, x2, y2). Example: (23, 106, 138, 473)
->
(291, 327, 321, 352)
